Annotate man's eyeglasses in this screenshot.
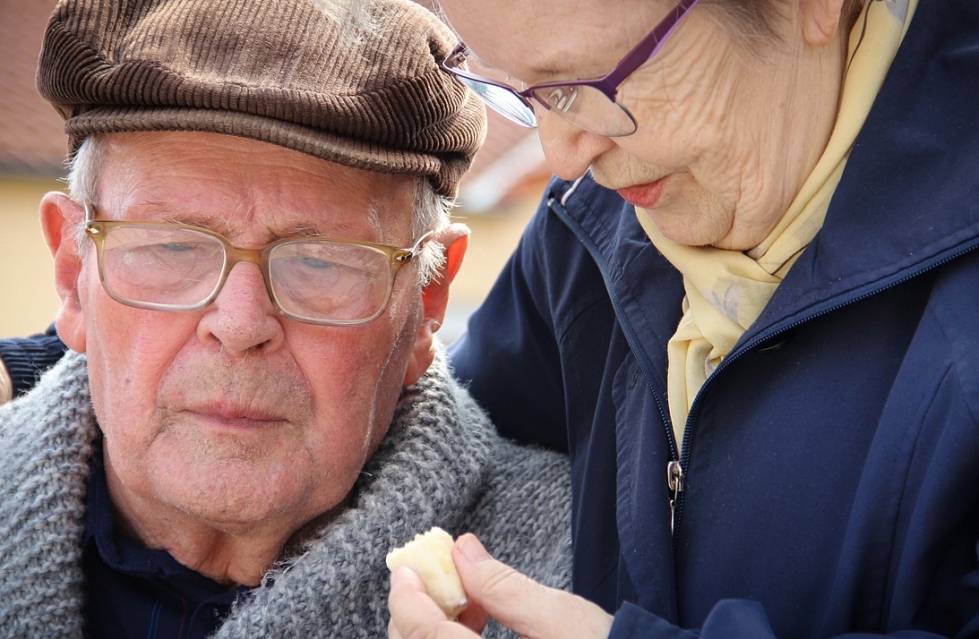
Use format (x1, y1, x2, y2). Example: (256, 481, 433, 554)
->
(83, 204, 430, 326)
(442, 0, 699, 137)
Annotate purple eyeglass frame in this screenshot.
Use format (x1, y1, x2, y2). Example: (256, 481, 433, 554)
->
(443, 0, 699, 124)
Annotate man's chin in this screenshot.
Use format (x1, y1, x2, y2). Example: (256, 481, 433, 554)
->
(166, 485, 304, 531)
(150, 458, 318, 525)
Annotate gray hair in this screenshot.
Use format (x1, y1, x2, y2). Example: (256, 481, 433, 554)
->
(66, 135, 452, 286)
(310, 0, 378, 42)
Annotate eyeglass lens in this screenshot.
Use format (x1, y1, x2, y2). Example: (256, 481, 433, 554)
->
(268, 240, 389, 322)
(98, 224, 394, 323)
(456, 75, 538, 127)
(449, 52, 638, 136)
(529, 84, 637, 136)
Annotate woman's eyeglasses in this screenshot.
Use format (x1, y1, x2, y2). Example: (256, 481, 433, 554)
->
(441, 0, 699, 137)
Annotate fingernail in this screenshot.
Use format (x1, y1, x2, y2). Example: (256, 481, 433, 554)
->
(390, 566, 404, 586)
(390, 566, 416, 587)
(457, 534, 491, 564)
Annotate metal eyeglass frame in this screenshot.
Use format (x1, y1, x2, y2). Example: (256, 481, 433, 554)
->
(83, 203, 432, 326)
(442, 0, 699, 137)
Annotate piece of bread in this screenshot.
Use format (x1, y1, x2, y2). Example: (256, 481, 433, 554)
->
(386, 527, 468, 618)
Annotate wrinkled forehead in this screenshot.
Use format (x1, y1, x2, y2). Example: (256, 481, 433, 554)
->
(90, 132, 416, 243)
(437, 0, 667, 82)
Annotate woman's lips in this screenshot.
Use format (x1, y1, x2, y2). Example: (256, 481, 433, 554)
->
(617, 177, 666, 209)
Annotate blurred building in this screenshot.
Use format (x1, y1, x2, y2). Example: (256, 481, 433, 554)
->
(0, 0, 550, 342)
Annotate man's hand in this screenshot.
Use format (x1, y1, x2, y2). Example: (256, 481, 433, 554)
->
(0, 360, 13, 405)
(388, 533, 613, 639)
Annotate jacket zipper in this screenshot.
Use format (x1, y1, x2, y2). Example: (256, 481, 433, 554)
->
(667, 460, 685, 534)
(552, 184, 681, 512)
(552, 183, 979, 548)
(672, 240, 979, 546)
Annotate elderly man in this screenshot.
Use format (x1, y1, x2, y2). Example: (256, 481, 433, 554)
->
(0, 0, 571, 637)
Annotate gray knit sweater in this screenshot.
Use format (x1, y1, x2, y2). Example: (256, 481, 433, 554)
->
(0, 350, 572, 638)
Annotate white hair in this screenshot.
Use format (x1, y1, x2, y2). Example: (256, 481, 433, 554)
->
(309, 0, 381, 51)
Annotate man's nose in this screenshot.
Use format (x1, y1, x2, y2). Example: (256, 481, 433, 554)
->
(535, 108, 616, 181)
(196, 262, 284, 355)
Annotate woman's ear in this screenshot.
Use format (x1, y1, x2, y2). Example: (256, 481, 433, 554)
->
(402, 223, 470, 385)
(799, 0, 846, 46)
(40, 192, 87, 353)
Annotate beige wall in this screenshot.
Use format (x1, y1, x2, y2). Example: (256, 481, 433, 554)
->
(441, 192, 539, 344)
(0, 175, 63, 339)
(0, 173, 543, 343)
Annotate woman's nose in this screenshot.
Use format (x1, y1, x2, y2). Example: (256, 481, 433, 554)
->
(535, 107, 617, 180)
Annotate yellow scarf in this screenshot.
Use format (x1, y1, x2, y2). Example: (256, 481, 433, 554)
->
(637, 0, 917, 452)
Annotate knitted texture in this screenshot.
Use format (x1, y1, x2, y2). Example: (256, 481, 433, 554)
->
(0, 350, 571, 638)
(0, 353, 94, 638)
(36, 0, 486, 198)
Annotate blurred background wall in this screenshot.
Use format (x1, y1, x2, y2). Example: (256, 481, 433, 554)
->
(0, 0, 550, 344)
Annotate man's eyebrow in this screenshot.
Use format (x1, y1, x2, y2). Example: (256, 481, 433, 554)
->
(269, 220, 364, 241)
(275, 224, 326, 238)
(123, 202, 369, 242)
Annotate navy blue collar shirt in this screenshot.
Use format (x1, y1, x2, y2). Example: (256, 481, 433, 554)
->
(83, 446, 251, 639)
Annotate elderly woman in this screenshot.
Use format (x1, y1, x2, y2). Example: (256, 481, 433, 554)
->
(388, 0, 979, 637)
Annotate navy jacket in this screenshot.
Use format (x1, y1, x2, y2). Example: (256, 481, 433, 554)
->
(0, 325, 67, 397)
(450, 0, 979, 636)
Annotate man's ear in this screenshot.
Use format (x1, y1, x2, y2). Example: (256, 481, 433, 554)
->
(403, 223, 470, 385)
(799, 0, 846, 46)
(40, 192, 87, 353)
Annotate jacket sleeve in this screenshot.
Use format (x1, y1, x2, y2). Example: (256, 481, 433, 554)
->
(608, 600, 970, 638)
(449, 189, 569, 452)
(0, 324, 69, 399)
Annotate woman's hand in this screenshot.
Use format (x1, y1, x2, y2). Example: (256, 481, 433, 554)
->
(388, 533, 614, 639)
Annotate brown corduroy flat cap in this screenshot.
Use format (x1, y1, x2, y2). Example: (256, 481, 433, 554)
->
(36, 0, 486, 198)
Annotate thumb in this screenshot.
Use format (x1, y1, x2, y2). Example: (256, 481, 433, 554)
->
(453, 534, 613, 639)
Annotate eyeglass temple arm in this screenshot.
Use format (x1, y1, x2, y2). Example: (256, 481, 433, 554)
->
(399, 230, 436, 263)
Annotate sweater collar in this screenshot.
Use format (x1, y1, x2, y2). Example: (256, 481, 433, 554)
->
(0, 349, 497, 638)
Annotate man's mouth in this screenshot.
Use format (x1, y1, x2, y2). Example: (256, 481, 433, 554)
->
(188, 402, 284, 429)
